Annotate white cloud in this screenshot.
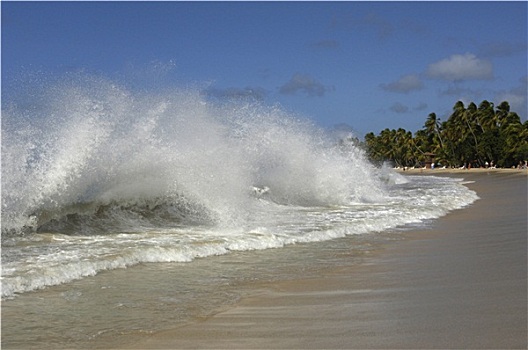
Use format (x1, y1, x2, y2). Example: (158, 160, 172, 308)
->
(426, 53, 493, 81)
(381, 74, 424, 93)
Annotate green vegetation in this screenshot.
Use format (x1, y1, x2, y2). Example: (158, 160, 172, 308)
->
(364, 100, 528, 169)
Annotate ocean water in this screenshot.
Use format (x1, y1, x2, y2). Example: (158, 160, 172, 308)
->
(1, 75, 478, 348)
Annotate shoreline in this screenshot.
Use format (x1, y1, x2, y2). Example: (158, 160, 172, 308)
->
(394, 166, 528, 175)
(123, 171, 527, 349)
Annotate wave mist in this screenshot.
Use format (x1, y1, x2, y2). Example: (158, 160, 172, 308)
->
(2, 74, 382, 236)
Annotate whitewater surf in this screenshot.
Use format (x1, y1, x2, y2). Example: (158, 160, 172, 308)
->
(1, 74, 478, 299)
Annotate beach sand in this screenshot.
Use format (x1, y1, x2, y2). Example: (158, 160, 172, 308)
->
(125, 171, 527, 349)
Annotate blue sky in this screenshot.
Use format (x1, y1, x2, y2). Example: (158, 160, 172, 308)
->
(2, 1, 527, 136)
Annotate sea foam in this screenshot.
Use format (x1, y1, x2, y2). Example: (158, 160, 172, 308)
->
(2, 73, 382, 236)
(1, 73, 478, 299)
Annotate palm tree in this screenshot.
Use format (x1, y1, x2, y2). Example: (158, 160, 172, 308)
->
(495, 101, 510, 128)
(464, 102, 484, 164)
(477, 100, 500, 163)
(364, 132, 384, 164)
(423, 112, 445, 154)
(478, 100, 496, 132)
(362, 99, 524, 169)
(444, 101, 470, 166)
(500, 111, 525, 167)
(412, 129, 429, 166)
(379, 128, 395, 163)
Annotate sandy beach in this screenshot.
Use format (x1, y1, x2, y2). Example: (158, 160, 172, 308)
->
(125, 170, 527, 349)
(395, 166, 528, 175)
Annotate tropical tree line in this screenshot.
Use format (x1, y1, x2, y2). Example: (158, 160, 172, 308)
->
(364, 100, 528, 169)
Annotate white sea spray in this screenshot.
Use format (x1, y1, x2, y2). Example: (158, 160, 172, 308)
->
(1, 74, 478, 298)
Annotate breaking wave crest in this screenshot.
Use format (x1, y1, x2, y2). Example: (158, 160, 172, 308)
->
(2, 73, 382, 236)
(1, 73, 480, 299)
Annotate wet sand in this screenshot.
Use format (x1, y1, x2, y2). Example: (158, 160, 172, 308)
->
(395, 166, 528, 175)
(127, 171, 527, 349)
